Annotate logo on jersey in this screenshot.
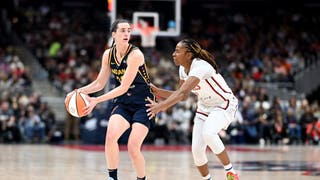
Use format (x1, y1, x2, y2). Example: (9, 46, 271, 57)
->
(111, 68, 126, 82)
(200, 96, 212, 101)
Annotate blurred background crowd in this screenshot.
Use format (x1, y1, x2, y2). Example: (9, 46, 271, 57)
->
(1, 0, 319, 146)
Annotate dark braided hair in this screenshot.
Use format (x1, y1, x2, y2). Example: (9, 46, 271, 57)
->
(179, 39, 218, 73)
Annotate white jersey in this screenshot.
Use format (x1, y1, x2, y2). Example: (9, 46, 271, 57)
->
(179, 58, 238, 111)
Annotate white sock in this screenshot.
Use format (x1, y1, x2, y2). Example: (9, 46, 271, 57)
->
(202, 174, 212, 180)
(224, 163, 236, 174)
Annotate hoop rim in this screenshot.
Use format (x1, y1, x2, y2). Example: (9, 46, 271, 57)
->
(132, 23, 159, 36)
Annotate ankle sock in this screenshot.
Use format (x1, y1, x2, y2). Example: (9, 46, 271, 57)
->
(108, 169, 118, 180)
(202, 174, 212, 180)
(224, 163, 236, 174)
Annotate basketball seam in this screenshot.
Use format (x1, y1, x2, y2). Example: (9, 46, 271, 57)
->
(68, 92, 79, 117)
(79, 93, 88, 117)
(76, 92, 80, 117)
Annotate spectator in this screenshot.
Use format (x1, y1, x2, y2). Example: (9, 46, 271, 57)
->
(256, 106, 272, 145)
(271, 110, 288, 145)
(0, 100, 21, 142)
(285, 108, 301, 144)
(242, 97, 259, 144)
(38, 102, 56, 141)
(306, 117, 320, 145)
(300, 105, 316, 143)
(20, 105, 46, 143)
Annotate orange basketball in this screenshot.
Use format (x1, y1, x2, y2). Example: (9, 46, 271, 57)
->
(65, 91, 89, 118)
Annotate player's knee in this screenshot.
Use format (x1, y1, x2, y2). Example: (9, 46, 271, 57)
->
(192, 144, 207, 166)
(127, 141, 141, 158)
(192, 151, 208, 166)
(202, 132, 225, 154)
(105, 130, 119, 144)
(191, 144, 202, 156)
(193, 157, 208, 167)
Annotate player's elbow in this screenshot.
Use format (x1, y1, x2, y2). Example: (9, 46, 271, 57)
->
(95, 81, 106, 91)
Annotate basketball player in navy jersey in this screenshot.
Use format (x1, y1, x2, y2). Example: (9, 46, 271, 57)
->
(70, 19, 155, 180)
(146, 39, 240, 180)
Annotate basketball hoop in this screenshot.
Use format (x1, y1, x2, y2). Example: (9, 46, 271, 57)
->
(133, 20, 159, 48)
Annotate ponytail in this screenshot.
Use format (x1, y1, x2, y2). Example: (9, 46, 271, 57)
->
(180, 39, 218, 73)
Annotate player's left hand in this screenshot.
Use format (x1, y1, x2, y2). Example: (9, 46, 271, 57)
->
(83, 96, 98, 115)
(146, 97, 162, 119)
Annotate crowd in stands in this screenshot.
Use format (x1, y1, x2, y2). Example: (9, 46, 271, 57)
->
(0, 29, 57, 143)
(2, 1, 320, 145)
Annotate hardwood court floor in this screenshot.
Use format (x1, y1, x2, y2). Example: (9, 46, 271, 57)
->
(0, 144, 319, 180)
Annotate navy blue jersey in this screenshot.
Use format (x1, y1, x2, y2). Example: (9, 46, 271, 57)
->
(108, 44, 154, 105)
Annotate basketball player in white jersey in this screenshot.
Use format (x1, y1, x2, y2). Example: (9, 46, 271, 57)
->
(146, 39, 239, 180)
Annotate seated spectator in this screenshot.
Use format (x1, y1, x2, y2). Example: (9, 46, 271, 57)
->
(271, 111, 288, 145)
(285, 108, 301, 144)
(300, 105, 316, 143)
(306, 117, 320, 145)
(242, 98, 259, 144)
(256, 106, 272, 145)
(20, 105, 46, 143)
(38, 102, 56, 141)
(0, 100, 21, 142)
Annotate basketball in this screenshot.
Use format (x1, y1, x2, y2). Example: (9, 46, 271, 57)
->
(65, 91, 90, 118)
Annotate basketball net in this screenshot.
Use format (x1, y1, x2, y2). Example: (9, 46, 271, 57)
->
(134, 20, 158, 48)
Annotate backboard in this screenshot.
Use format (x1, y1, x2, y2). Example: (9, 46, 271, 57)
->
(108, 0, 181, 37)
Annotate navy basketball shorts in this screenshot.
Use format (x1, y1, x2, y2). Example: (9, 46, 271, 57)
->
(111, 103, 155, 129)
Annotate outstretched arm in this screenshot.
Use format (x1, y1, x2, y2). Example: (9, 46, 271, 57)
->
(146, 76, 199, 119)
(151, 79, 185, 99)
